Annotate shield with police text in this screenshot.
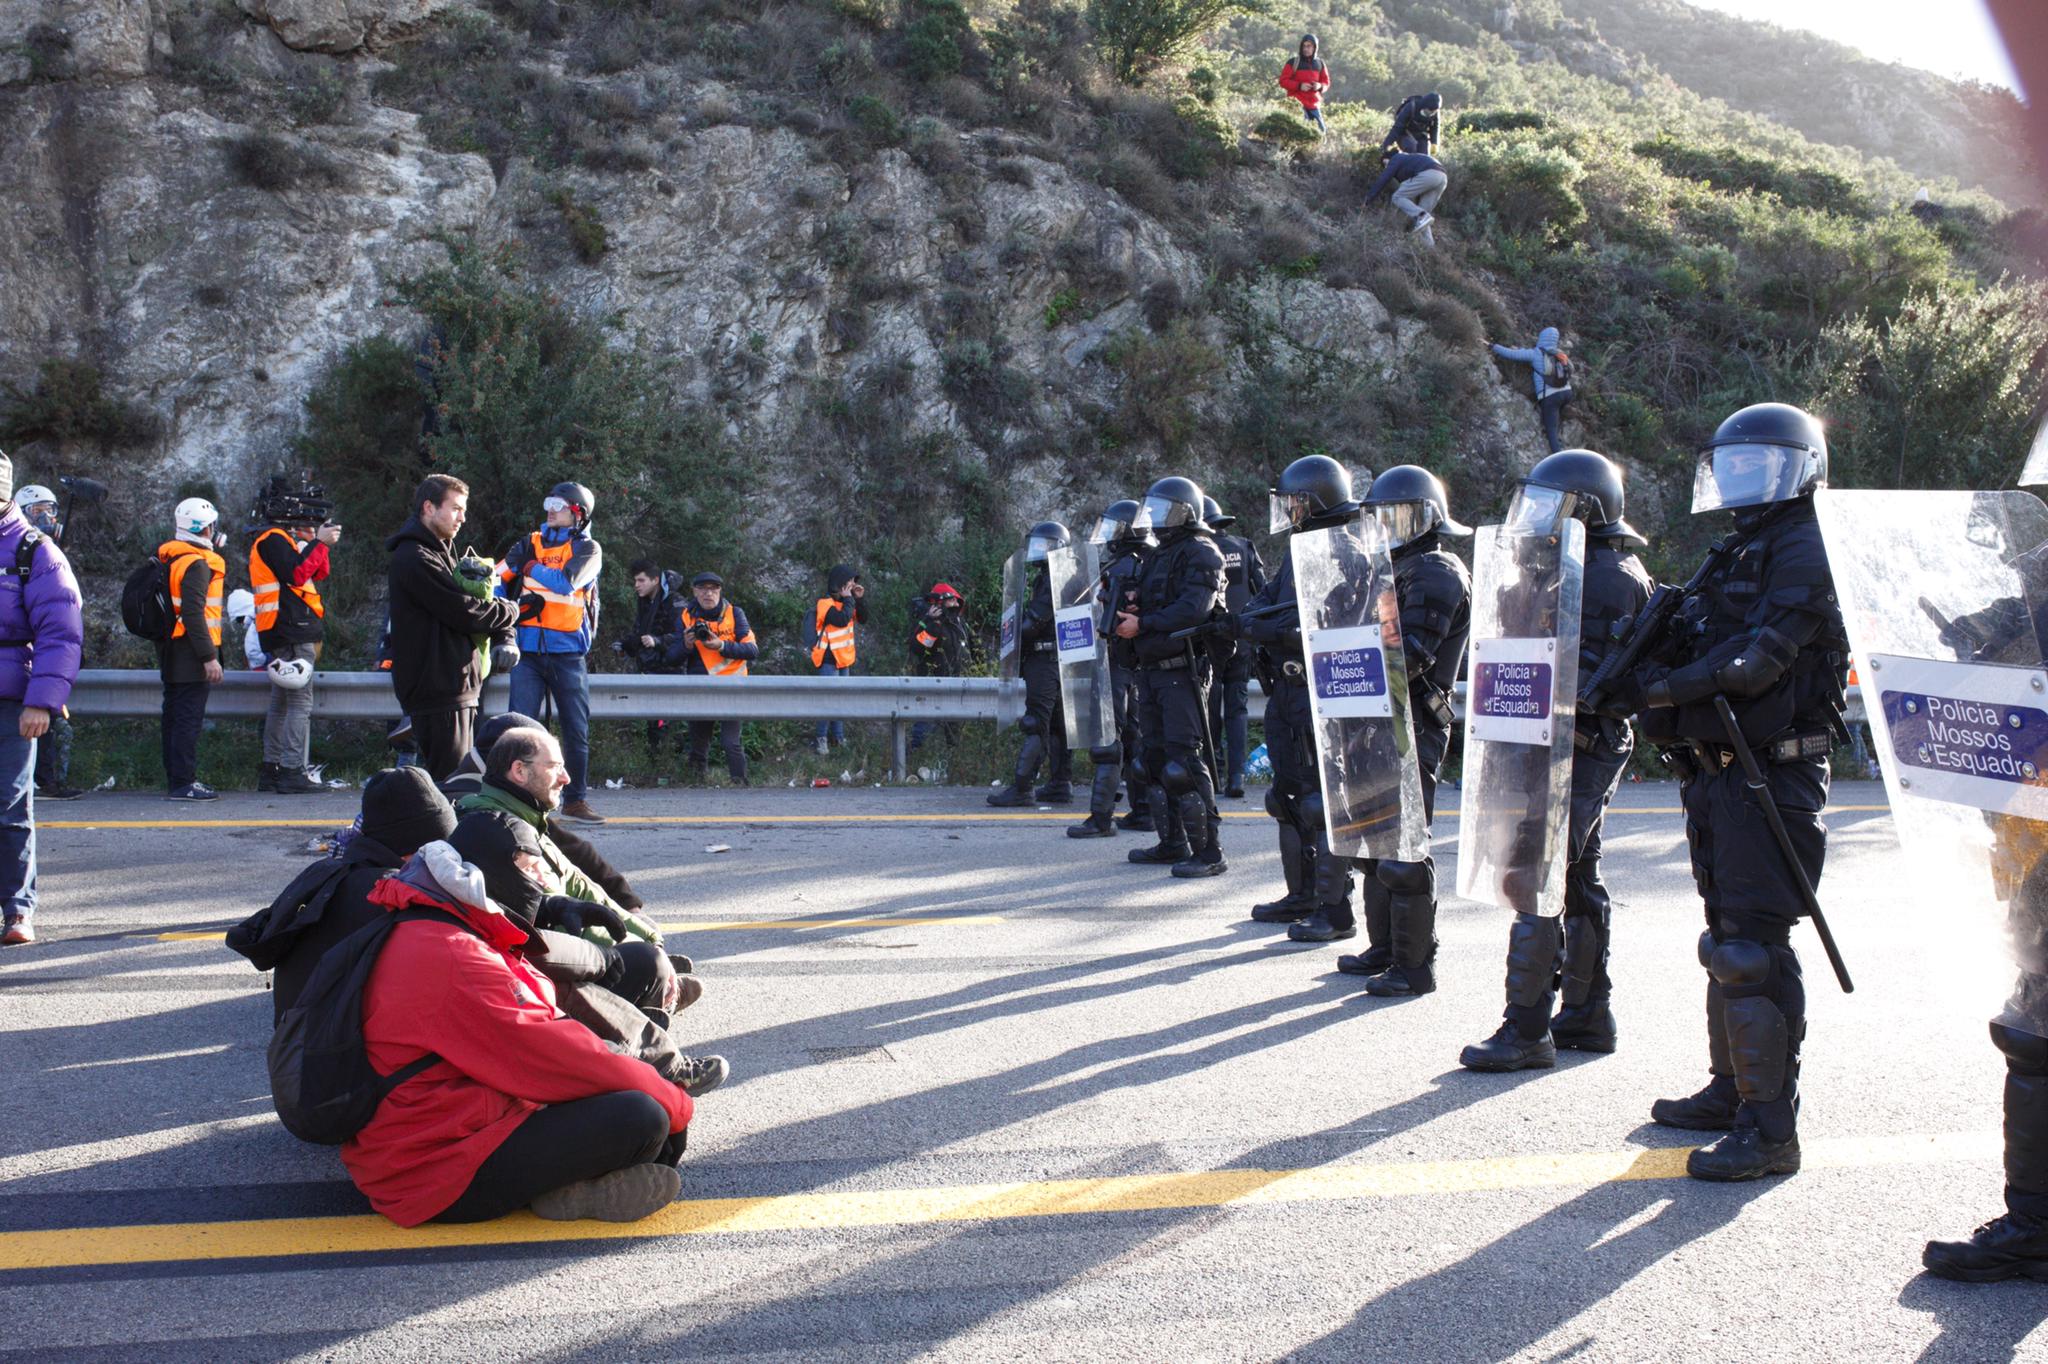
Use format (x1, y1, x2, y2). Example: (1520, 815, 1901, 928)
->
(997, 548, 1026, 700)
(1455, 519, 1585, 917)
(1815, 488, 2048, 1037)
(1048, 542, 1115, 751)
(1293, 518, 1429, 862)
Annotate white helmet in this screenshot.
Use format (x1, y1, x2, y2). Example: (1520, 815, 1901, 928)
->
(226, 588, 256, 622)
(14, 485, 55, 510)
(174, 497, 219, 539)
(267, 656, 314, 691)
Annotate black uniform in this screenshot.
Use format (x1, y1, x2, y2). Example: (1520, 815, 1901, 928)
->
(1086, 543, 1150, 823)
(1209, 530, 1268, 795)
(1634, 498, 1848, 1151)
(1130, 528, 1227, 861)
(1382, 94, 1440, 155)
(1241, 542, 1328, 916)
(1332, 531, 1470, 982)
(1496, 537, 1654, 1041)
(1008, 562, 1073, 796)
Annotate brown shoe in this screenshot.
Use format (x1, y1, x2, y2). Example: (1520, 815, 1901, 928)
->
(560, 799, 606, 824)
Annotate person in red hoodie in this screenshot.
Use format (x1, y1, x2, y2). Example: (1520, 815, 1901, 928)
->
(341, 816, 693, 1227)
(1278, 34, 1331, 135)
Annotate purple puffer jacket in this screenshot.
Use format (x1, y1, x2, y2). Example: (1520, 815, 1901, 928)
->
(0, 507, 83, 711)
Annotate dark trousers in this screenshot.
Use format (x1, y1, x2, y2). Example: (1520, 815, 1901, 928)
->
(431, 1090, 673, 1223)
(1013, 650, 1070, 787)
(34, 712, 70, 788)
(160, 680, 210, 790)
(1538, 390, 1572, 453)
(413, 706, 476, 783)
(688, 719, 748, 782)
(1206, 653, 1251, 789)
(1139, 665, 1215, 817)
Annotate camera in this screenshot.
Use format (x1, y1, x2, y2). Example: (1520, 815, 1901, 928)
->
(691, 622, 714, 643)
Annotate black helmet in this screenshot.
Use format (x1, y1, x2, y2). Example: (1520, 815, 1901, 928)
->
(255, 471, 333, 527)
(1201, 495, 1237, 531)
(1509, 448, 1645, 546)
(1136, 476, 1208, 537)
(1091, 498, 1154, 549)
(1691, 403, 1826, 515)
(1422, 92, 1443, 110)
(1270, 455, 1361, 533)
(1365, 465, 1470, 548)
(547, 481, 596, 528)
(1024, 520, 1072, 562)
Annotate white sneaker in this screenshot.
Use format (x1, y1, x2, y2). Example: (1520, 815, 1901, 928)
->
(1409, 212, 1434, 234)
(815, 738, 829, 755)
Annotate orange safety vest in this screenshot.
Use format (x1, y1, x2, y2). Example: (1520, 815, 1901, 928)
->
(159, 541, 225, 646)
(682, 601, 752, 677)
(248, 527, 325, 632)
(500, 531, 595, 635)
(811, 596, 855, 668)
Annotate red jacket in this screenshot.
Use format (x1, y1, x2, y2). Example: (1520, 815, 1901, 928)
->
(340, 870, 692, 1227)
(1279, 57, 1331, 111)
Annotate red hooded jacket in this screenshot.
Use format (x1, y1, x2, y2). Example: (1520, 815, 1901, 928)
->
(1279, 55, 1331, 111)
(339, 864, 692, 1227)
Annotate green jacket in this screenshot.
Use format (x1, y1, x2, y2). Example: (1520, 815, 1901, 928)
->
(456, 780, 659, 943)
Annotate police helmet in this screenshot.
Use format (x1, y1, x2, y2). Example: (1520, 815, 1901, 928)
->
(1507, 449, 1645, 545)
(1201, 495, 1237, 531)
(1269, 455, 1361, 533)
(1024, 520, 1072, 562)
(546, 481, 596, 528)
(1364, 465, 1470, 548)
(1090, 498, 1154, 549)
(1691, 403, 1826, 515)
(1135, 476, 1208, 537)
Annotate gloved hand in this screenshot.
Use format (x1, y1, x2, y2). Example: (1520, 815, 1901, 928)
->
(490, 641, 522, 674)
(596, 944, 627, 993)
(538, 895, 630, 944)
(1599, 666, 1670, 719)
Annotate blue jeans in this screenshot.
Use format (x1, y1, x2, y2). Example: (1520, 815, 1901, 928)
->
(1301, 104, 1327, 133)
(509, 653, 591, 803)
(816, 658, 848, 744)
(0, 701, 36, 926)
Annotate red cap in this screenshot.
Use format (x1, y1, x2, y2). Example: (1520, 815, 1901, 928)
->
(930, 582, 961, 599)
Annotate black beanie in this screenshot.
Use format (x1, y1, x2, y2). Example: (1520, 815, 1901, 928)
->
(359, 768, 457, 858)
(447, 810, 548, 923)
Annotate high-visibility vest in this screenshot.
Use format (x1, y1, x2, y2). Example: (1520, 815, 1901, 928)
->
(811, 596, 855, 668)
(502, 531, 594, 636)
(248, 527, 324, 632)
(160, 541, 224, 646)
(682, 601, 752, 677)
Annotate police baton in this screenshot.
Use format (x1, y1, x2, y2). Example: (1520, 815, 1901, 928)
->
(1712, 695, 1854, 994)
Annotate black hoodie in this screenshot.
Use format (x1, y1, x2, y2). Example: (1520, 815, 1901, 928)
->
(384, 515, 521, 714)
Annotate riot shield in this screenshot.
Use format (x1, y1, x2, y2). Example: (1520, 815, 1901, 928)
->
(1455, 520, 1585, 916)
(1814, 488, 2048, 1037)
(1293, 518, 1429, 863)
(1049, 542, 1115, 751)
(997, 548, 1025, 693)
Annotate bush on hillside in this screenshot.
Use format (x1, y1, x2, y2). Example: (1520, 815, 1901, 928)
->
(1454, 136, 1587, 243)
(0, 359, 161, 450)
(1089, 0, 1270, 87)
(1632, 135, 1872, 217)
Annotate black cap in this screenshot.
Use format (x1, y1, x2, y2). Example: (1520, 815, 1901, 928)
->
(691, 571, 724, 588)
(359, 768, 457, 858)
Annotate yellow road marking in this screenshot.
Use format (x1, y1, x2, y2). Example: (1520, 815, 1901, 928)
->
(0, 1130, 1992, 1272)
(147, 915, 1005, 942)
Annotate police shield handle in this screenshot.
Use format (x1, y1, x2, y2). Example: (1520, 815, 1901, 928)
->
(1713, 695, 1855, 994)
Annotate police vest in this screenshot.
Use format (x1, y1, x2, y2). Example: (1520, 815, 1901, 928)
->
(811, 597, 855, 668)
(505, 531, 595, 636)
(160, 541, 225, 646)
(682, 601, 751, 677)
(248, 527, 324, 632)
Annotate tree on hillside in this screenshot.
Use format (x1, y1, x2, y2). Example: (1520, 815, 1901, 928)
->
(1090, 0, 1268, 85)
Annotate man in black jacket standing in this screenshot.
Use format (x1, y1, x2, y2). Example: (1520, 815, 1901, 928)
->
(385, 475, 521, 781)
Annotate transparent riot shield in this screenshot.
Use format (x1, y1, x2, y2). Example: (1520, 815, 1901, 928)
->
(1293, 517, 1429, 863)
(1048, 542, 1115, 751)
(997, 548, 1025, 692)
(1814, 488, 2048, 1036)
(1455, 519, 1585, 916)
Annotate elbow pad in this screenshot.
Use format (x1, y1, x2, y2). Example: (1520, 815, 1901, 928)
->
(1712, 626, 1800, 698)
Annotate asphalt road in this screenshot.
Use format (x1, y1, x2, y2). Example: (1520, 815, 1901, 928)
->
(0, 781, 2043, 1362)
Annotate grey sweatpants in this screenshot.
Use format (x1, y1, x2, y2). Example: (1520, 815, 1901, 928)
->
(1391, 169, 1447, 246)
(262, 641, 319, 768)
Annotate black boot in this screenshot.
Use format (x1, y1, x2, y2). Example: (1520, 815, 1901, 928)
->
(994, 731, 1044, 806)
(1336, 866, 1392, 974)
(1034, 780, 1075, 803)
(1116, 807, 1154, 833)
(987, 783, 1035, 807)
(1462, 915, 1560, 1069)
(1652, 941, 1741, 1129)
(1460, 1020, 1556, 1072)
(1364, 860, 1436, 996)
(1290, 841, 1355, 940)
(257, 762, 280, 794)
(273, 765, 323, 795)
(1128, 784, 1189, 863)
(1687, 1124, 1802, 1181)
(1251, 821, 1313, 922)
(1553, 912, 1616, 1051)
(1551, 1003, 1619, 1052)
(1084, 758, 1120, 821)
(1171, 796, 1226, 878)
(1924, 1213, 2048, 1283)
(1035, 751, 1076, 803)
(1067, 812, 1115, 838)
(1687, 939, 1804, 1180)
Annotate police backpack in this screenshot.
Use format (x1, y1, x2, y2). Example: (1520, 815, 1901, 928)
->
(267, 907, 472, 1145)
(120, 554, 172, 640)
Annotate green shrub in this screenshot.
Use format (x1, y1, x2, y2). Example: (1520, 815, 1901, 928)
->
(903, 0, 971, 81)
(1632, 135, 1872, 217)
(1251, 110, 1319, 148)
(1147, 97, 1237, 180)
(1044, 289, 1083, 328)
(1088, 0, 1268, 86)
(549, 187, 610, 262)
(1105, 323, 1221, 452)
(1455, 136, 1587, 243)
(1457, 110, 1547, 135)
(227, 133, 351, 192)
(848, 93, 904, 145)
(294, 337, 432, 553)
(0, 359, 161, 449)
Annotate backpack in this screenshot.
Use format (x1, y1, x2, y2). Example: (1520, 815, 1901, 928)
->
(1544, 349, 1575, 394)
(267, 906, 472, 1145)
(121, 553, 173, 640)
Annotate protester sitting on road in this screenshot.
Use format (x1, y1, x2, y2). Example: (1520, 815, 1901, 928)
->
(341, 833, 694, 1226)
(810, 563, 865, 754)
(1381, 91, 1442, 156)
(619, 558, 688, 758)
(1489, 327, 1577, 454)
(0, 454, 83, 946)
(1364, 149, 1448, 247)
(671, 571, 758, 786)
(227, 767, 458, 1019)
(1278, 34, 1332, 135)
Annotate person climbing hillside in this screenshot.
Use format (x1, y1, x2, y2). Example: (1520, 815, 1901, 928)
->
(1381, 92, 1443, 156)
(1489, 328, 1577, 453)
(1278, 35, 1332, 135)
(1364, 149, 1448, 247)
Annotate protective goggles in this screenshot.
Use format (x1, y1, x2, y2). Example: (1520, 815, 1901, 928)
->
(1371, 500, 1440, 548)
(1503, 483, 1579, 537)
(1690, 443, 1818, 514)
(1132, 495, 1197, 534)
(543, 495, 577, 515)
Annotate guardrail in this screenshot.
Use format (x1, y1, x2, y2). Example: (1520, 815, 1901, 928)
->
(63, 669, 1865, 784)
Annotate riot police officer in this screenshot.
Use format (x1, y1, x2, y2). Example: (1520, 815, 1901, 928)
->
(1460, 450, 1653, 1071)
(990, 521, 1076, 807)
(1610, 402, 1849, 1182)
(1204, 495, 1267, 799)
(1071, 500, 1154, 838)
(1116, 477, 1228, 877)
(1317, 466, 1471, 999)
(1243, 457, 1362, 923)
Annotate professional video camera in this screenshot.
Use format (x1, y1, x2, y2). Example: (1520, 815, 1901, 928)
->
(253, 471, 335, 528)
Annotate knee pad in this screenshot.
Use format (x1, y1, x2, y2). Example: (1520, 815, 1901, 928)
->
(1020, 714, 1043, 737)
(1265, 788, 1291, 821)
(1161, 759, 1197, 797)
(1299, 791, 1325, 829)
(1377, 859, 1432, 895)
(1696, 929, 1717, 970)
(1993, 1020, 2048, 1074)
(1706, 939, 1773, 992)
(1089, 745, 1122, 765)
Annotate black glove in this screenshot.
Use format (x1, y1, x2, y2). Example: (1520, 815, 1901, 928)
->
(538, 895, 630, 943)
(596, 944, 627, 993)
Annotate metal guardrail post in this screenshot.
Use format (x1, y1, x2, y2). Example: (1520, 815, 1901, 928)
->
(892, 720, 909, 784)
